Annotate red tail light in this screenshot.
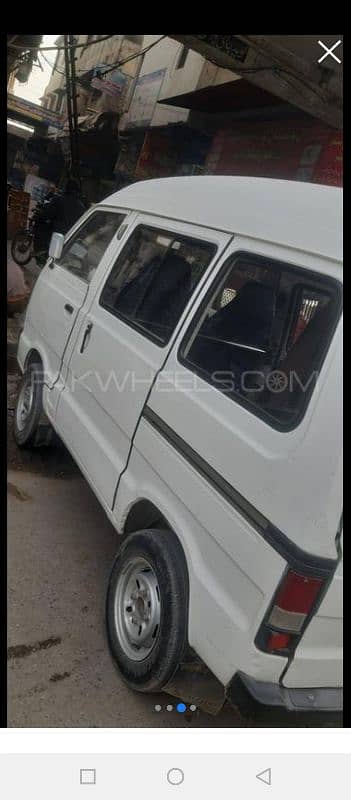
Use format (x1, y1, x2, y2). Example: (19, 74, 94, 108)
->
(267, 632, 292, 652)
(257, 569, 325, 655)
(268, 571, 323, 633)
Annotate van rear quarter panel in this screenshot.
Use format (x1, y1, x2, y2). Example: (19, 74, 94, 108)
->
(114, 424, 288, 686)
(146, 239, 343, 563)
(113, 236, 342, 687)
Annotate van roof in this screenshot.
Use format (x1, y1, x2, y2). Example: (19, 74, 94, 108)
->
(103, 176, 342, 263)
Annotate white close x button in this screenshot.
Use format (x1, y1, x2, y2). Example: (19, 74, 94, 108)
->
(318, 39, 342, 64)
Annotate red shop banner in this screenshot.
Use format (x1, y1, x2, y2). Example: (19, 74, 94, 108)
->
(206, 119, 342, 186)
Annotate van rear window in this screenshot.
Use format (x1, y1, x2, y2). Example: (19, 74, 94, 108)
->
(180, 254, 342, 431)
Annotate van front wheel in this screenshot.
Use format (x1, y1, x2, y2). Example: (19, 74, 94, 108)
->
(106, 529, 189, 692)
(13, 362, 46, 448)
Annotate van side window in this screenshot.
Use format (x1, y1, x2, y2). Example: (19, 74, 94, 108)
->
(99, 225, 216, 345)
(180, 254, 341, 430)
(57, 211, 126, 283)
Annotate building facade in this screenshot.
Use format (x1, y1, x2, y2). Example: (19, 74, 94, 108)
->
(205, 118, 343, 186)
(41, 35, 343, 195)
(42, 35, 142, 118)
(117, 36, 342, 187)
(116, 35, 235, 181)
(41, 35, 144, 200)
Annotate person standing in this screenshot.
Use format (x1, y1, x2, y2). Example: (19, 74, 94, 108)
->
(35, 177, 86, 253)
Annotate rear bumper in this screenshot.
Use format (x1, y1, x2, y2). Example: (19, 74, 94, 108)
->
(227, 672, 343, 713)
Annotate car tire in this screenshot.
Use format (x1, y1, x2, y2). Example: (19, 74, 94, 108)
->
(13, 362, 50, 448)
(106, 529, 189, 692)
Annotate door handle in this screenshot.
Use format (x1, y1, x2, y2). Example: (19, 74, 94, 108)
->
(80, 322, 93, 353)
(64, 303, 74, 315)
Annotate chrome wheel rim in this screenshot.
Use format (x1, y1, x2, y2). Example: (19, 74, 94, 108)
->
(114, 556, 161, 661)
(16, 377, 34, 431)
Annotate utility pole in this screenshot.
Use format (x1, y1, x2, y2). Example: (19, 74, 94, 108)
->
(68, 34, 81, 189)
(63, 34, 81, 186)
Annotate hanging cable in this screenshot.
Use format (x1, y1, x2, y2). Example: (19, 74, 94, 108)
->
(41, 51, 66, 76)
(39, 35, 167, 86)
(9, 34, 117, 51)
(96, 35, 167, 77)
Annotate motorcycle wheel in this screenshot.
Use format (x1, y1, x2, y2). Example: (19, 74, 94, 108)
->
(11, 230, 33, 266)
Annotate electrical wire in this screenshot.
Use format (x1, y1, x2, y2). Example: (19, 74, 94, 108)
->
(193, 55, 329, 103)
(35, 55, 44, 71)
(40, 51, 66, 76)
(27, 35, 329, 109)
(274, 66, 328, 103)
(9, 34, 117, 51)
(9, 35, 118, 84)
(40, 34, 167, 85)
(40, 48, 111, 80)
(96, 35, 167, 77)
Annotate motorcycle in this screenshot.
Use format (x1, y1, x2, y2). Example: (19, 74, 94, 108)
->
(11, 194, 56, 268)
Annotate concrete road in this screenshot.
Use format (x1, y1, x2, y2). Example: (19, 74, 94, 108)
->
(8, 467, 249, 728)
(7, 462, 341, 728)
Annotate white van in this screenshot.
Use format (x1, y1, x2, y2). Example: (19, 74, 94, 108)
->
(14, 176, 343, 715)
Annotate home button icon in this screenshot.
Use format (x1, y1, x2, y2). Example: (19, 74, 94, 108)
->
(167, 768, 185, 786)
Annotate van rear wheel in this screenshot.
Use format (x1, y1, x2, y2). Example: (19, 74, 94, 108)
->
(106, 529, 189, 692)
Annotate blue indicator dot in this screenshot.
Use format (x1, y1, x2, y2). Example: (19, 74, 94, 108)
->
(176, 702, 187, 713)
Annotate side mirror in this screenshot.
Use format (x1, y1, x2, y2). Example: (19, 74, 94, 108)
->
(49, 232, 64, 262)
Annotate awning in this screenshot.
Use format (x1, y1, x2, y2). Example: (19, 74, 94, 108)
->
(7, 93, 64, 129)
(158, 78, 285, 114)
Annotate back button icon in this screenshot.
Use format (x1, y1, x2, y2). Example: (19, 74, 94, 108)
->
(256, 768, 272, 786)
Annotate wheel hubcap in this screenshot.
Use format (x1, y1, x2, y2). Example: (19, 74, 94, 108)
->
(16, 378, 34, 431)
(114, 557, 161, 661)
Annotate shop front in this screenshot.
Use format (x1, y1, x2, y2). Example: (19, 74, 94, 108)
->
(134, 126, 211, 181)
(205, 118, 342, 186)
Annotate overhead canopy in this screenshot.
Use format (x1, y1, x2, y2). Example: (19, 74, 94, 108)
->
(169, 35, 343, 128)
(7, 93, 64, 130)
(159, 78, 290, 114)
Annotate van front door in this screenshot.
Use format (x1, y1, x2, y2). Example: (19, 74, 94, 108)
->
(26, 208, 126, 388)
(55, 215, 230, 510)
